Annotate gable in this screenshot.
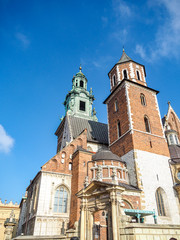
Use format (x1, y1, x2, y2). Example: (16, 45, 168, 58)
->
(41, 129, 88, 174)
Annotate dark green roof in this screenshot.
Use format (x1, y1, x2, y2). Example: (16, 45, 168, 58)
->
(118, 50, 132, 64)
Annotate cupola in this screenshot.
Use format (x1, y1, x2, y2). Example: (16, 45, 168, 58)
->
(72, 66, 87, 90)
(63, 66, 98, 121)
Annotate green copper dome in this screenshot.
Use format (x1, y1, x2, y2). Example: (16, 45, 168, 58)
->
(63, 66, 98, 122)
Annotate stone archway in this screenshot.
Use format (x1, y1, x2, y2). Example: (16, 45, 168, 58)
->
(77, 181, 125, 240)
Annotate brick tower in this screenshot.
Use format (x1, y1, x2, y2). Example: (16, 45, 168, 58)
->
(104, 49, 180, 224)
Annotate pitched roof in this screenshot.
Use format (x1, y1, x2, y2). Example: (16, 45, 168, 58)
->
(118, 182, 141, 191)
(118, 50, 132, 64)
(68, 115, 108, 145)
(169, 145, 180, 161)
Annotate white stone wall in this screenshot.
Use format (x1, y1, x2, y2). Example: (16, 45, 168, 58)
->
(122, 149, 180, 225)
(16, 199, 27, 236)
(87, 142, 108, 153)
(34, 171, 71, 236)
(121, 150, 137, 186)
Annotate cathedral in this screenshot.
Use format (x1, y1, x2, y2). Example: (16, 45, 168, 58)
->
(15, 50, 180, 240)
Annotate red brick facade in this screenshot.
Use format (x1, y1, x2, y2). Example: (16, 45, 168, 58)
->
(69, 150, 92, 228)
(106, 62, 170, 157)
(42, 129, 88, 174)
(109, 61, 146, 92)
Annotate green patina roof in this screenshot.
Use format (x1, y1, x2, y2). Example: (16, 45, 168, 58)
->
(118, 49, 132, 64)
(63, 66, 98, 121)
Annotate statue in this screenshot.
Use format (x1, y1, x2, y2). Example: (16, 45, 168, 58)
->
(90, 88, 93, 95)
(92, 108, 96, 116)
(84, 176, 89, 188)
(96, 165, 103, 181)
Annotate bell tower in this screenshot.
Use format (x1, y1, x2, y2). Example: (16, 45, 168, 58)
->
(104, 50, 180, 224)
(104, 49, 168, 158)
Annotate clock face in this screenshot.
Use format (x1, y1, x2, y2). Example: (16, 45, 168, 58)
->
(177, 171, 180, 180)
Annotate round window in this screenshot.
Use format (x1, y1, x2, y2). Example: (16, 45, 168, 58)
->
(177, 171, 180, 180)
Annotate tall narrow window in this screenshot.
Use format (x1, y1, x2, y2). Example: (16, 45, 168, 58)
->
(123, 70, 127, 79)
(69, 162, 72, 171)
(79, 101, 86, 111)
(137, 71, 141, 80)
(140, 94, 146, 106)
(169, 134, 174, 144)
(175, 135, 179, 144)
(117, 121, 121, 138)
(155, 188, 166, 216)
(144, 116, 151, 133)
(80, 80, 84, 88)
(113, 75, 116, 86)
(114, 100, 118, 112)
(54, 186, 68, 213)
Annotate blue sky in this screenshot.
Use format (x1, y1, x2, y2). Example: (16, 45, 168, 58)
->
(1, 0, 180, 203)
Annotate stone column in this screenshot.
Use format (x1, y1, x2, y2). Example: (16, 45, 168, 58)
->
(108, 186, 124, 240)
(80, 197, 87, 240)
(110, 191, 118, 240)
(87, 210, 93, 240)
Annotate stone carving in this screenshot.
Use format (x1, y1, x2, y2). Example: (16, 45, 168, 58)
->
(84, 176, 89, 188)
(96, 165, 103, 181)
(9, 210, 15, 222)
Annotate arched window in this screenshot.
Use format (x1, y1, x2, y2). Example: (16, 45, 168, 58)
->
(117, 120, 121, 138)
(123, 70, 127, 79)
(155, 188, 167, 216)
(69, 162, 72, 170)
(122, 199, 133, 209)
(113, 75, 116, 86)
(54, 186, 68, 213)
(114, 100, 118, 112)
(144, 116, 151, 133)
(137, 71, 141, 80)
(140, 94, 146, 106)
(80, 80, 84, 88)
(76, 80, 78, 86)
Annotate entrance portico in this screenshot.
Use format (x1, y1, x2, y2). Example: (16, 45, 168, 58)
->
(77, 181, 140, 240)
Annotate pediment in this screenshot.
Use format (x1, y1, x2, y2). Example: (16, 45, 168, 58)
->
(77, 181, 110, 197)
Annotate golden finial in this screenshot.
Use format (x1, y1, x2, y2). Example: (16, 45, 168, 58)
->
(123, 46, 125, 52)
(79, 64, 82, 72)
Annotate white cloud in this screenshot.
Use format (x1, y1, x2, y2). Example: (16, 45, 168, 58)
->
(80, 55, 113, 69)
(113, 0, 132, 17)
(111, 28, 127, 43)
(136, 0, 180, 61)
(135, 45, 148, 61)
(0, 125, 14, 153)
(15, 32, 30, 48)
